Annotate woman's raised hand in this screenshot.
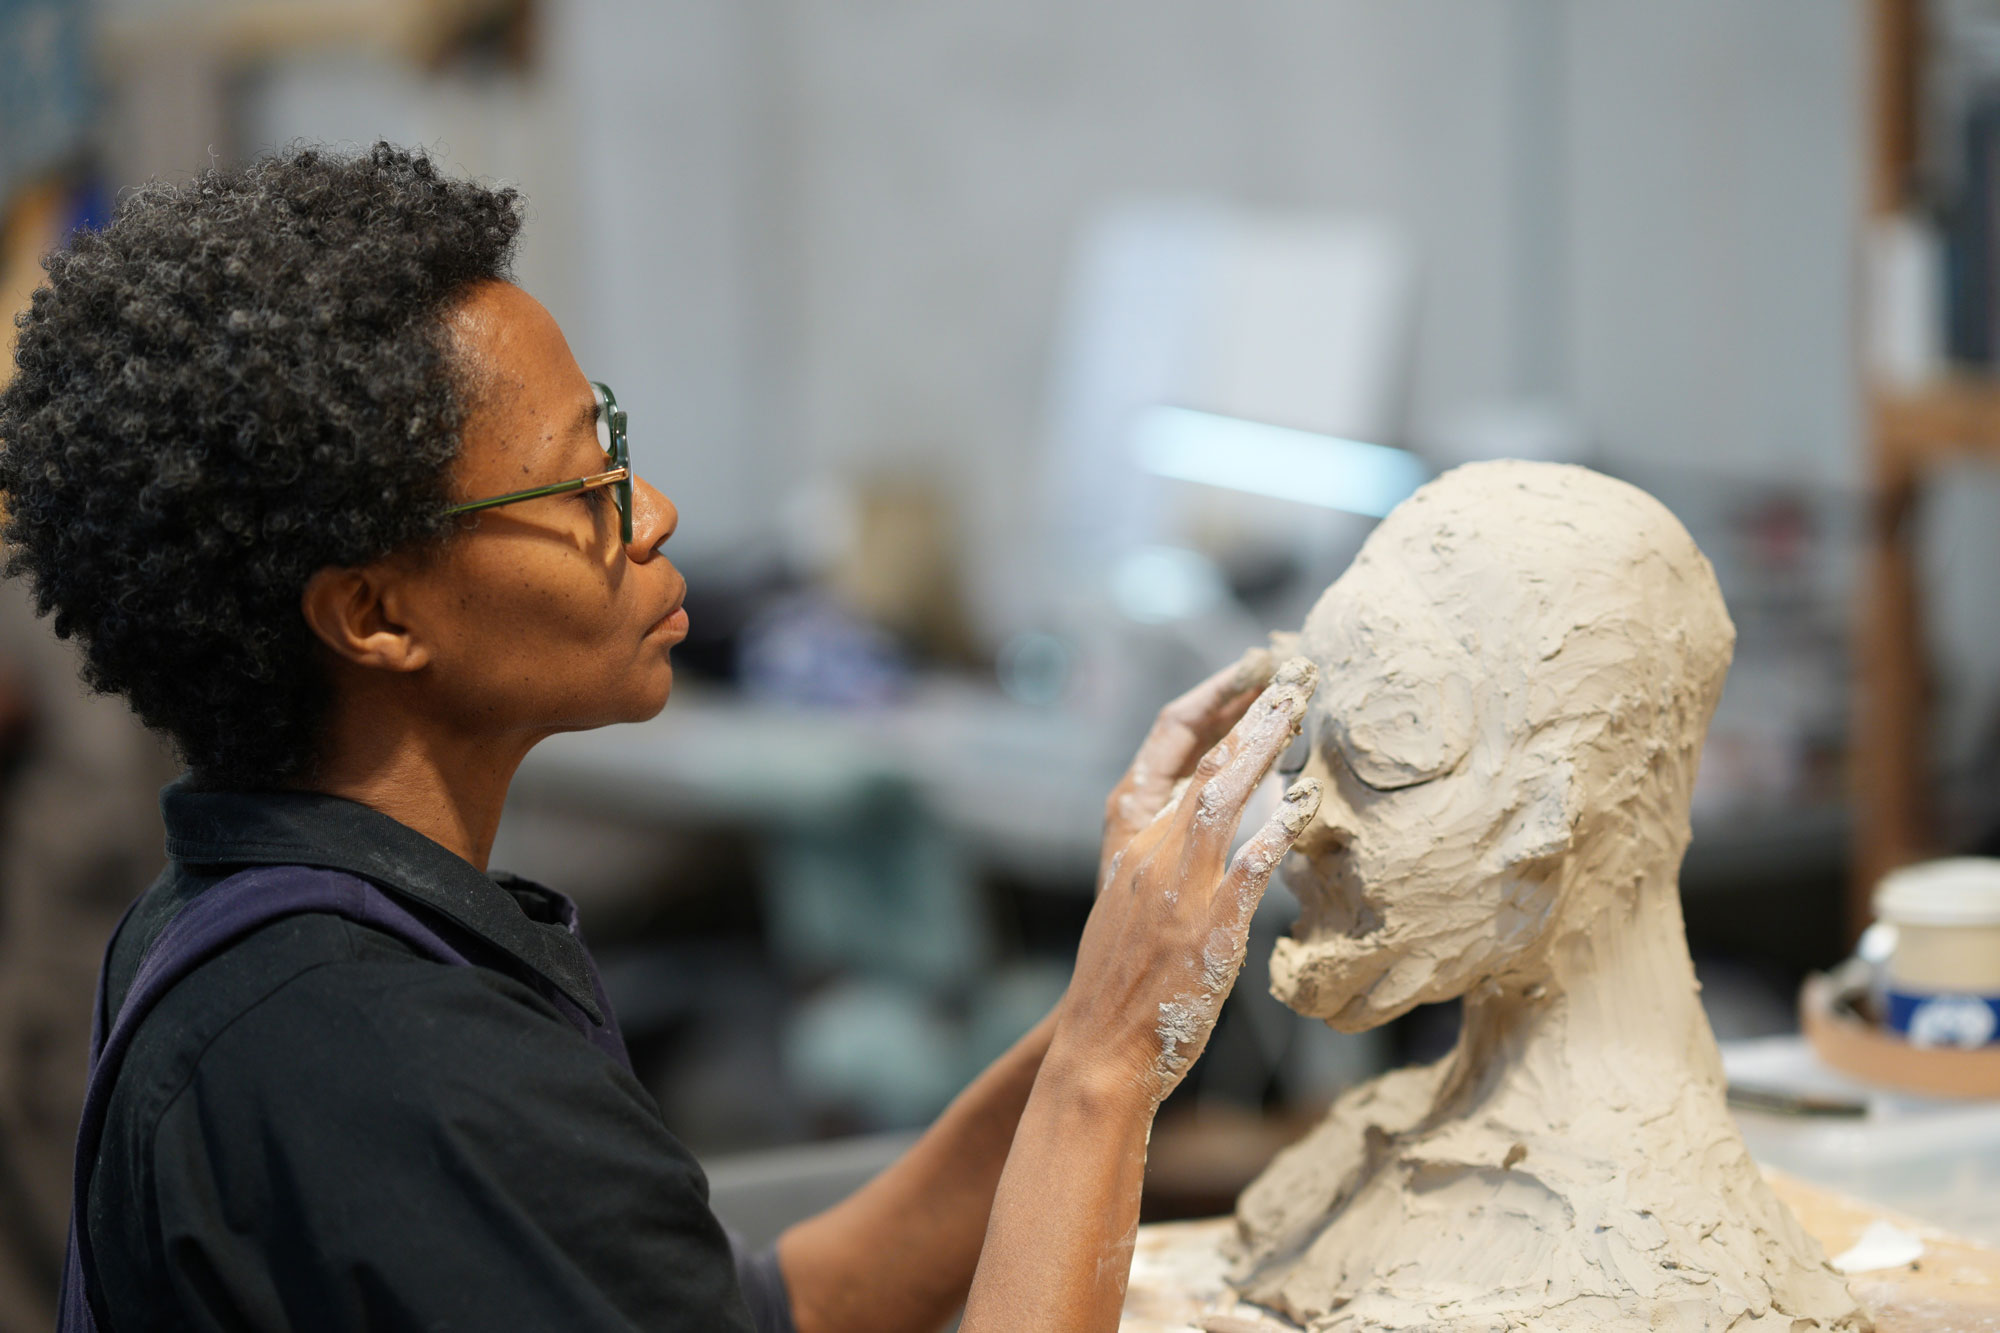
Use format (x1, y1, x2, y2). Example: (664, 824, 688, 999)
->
(1058, 651, 1323, 1106)
(958, 651, 1322, 1333)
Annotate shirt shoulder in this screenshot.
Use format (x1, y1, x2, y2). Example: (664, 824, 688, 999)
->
(92, 914, 756, 1333)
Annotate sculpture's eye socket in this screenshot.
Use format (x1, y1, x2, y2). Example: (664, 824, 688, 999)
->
(1327, 671, 1475, 791)
(1276, 728, 1310, 778)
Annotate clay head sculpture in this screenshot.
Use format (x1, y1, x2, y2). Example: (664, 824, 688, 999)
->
(1269, 457, 1732, 1029)
(1230, 461, 1864, 1332)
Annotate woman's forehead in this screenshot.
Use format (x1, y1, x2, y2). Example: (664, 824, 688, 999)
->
(446, 283, 597, 482)
(448, 282, 582, 399)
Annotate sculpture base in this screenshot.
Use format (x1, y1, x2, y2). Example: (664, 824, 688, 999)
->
(1120, 1170, 2000, 1333)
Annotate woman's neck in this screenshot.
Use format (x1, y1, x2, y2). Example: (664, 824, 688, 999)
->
(308, 688, 540, 871)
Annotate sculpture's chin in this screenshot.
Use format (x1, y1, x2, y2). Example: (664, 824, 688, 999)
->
(1268, 933, 1406, 1032)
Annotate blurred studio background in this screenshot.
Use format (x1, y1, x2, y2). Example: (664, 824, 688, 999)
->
(5, 0, 2000, 1322)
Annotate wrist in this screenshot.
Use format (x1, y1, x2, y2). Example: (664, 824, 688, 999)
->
(1039, 1024, 1159, 1124)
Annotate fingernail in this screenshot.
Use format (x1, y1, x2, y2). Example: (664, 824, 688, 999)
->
(1267, 657, 1316, 717)
(1272, 655, 1316, 691)
(1280, 777, 1322, 834)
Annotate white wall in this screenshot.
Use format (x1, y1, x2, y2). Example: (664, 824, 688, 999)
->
(1564, 0, 1863, 486)
(547, 0, 1863, 603)
(769, 0, 1520, 625)
(549, 0, 781, 560)
(218, 0, 1867, 612)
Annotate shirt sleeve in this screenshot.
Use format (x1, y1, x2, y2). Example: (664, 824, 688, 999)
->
(723, 1227, 799, 1333)
(144, 952, 761, 1333)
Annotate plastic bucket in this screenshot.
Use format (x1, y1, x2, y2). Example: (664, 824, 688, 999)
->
(1875, 858, 2000, 1049)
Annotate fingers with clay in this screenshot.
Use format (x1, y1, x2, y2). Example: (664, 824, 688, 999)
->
(1144, 658, 1320, 1100)
(1152, 777, 1322, 1100)
(1061, 654, 1319, 1110)
(1176, 657, 1317, 844)
(1225, 775, 1324, 916)
(1102, 643, 1283, 867)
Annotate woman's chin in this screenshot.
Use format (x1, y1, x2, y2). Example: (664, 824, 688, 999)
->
(564, 666, 676, 732)
(633, 662, 676, 720)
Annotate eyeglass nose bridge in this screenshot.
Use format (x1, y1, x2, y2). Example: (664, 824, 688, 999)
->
(590, 380, 634, 546)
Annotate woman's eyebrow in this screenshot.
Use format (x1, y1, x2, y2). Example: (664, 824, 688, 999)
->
(572, 396, 601, 439)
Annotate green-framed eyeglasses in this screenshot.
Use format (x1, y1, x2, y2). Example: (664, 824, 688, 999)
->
(443, 381, 633, 545)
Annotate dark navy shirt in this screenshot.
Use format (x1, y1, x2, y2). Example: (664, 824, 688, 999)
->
(87, 784, 767, 1333)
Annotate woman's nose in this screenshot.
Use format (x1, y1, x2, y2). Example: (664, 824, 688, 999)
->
(627, 476, 677, 561)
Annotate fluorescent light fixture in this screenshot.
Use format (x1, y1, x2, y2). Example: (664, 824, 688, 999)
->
(1130, 405, 1430, 518)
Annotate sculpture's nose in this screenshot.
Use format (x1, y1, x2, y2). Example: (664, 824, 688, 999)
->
(1293, 808, 1350, 858)
(1290, 752, 1355, 858)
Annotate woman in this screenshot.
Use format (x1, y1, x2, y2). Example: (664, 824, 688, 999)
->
(0, 143, 1321, 1333)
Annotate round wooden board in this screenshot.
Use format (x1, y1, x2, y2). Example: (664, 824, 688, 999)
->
(1120, 1170, 2000, 1332)
(1801, 973, 2000, 1100)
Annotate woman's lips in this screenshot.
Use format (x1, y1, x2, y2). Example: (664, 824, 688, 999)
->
(650, 606, 689, 642)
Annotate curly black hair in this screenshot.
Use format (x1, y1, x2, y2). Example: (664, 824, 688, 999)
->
(0, 143, 521, 787)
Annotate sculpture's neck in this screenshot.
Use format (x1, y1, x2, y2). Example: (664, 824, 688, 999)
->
(1435, 859, 1725, 1135)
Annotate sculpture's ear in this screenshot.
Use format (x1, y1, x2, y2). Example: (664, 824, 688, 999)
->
(1495, 759, 1577, 870)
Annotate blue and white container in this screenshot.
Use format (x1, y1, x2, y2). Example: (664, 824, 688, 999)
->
(1876, 858, 2000, 1050)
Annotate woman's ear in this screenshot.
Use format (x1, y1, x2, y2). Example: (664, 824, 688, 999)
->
(300, 566, 432, 673)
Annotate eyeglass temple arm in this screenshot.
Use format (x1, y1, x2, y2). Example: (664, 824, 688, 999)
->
(442, 467, 630, 517)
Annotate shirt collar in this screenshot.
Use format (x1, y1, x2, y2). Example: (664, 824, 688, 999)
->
(160, 781, 602, 1022)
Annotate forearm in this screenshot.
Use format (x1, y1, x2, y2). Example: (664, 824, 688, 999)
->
(959, 1046, 1154, 1333)
(776, 654, 1311, 1333)
(777, 1010, 1057, 1333)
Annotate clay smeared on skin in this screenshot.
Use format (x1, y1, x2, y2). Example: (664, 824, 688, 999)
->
(1152, 772, 1323, 1101)
(1228, 462, 1866, 1332)
(1116, 644, 1287, 849)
